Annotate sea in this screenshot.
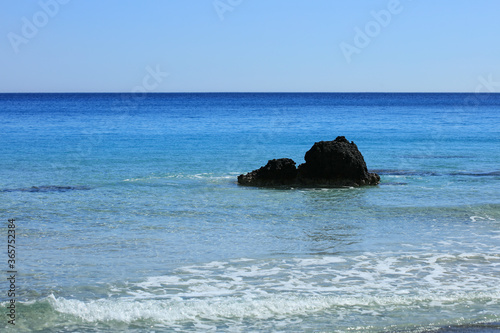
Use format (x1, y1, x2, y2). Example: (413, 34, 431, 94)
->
(0, 93, 499, 332)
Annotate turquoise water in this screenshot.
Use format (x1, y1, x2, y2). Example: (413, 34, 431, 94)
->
(0, 93, 499, 332)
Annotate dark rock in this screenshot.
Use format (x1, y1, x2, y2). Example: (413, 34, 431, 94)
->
(237, 158, 297, 186)
(237, 136, 379, 187)
(297, 136, 380, 186)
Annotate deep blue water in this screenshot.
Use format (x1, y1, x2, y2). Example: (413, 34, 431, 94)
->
(0, 93, 499, 332)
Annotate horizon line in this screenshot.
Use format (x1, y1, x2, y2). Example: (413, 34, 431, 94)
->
(1, 91, 499, 94)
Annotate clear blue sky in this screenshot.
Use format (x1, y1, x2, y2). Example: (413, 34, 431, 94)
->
(1, 0, 499, 92)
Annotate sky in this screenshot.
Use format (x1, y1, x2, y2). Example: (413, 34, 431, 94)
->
(1, 0, 500, 93)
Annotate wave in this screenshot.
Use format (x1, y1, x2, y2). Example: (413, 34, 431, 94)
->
(5, 290, 500, 332)
(123, 173, 240, 183)
(118, 169, 500, 187)
(4, 252, 500, 332)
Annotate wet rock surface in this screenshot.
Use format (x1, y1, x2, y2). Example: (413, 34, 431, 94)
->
(237, 158, 297, 186)
(238, 136, 380, 187)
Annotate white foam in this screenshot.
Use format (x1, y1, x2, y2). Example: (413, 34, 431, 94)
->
(295, 256, 346, 266)
(47, 291, 500, 328)
(121, 252, 500, 301)
(123, 173, 238, 183)
(43, 252, 500, 330)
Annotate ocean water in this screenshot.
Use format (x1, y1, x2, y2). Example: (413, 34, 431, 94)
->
(0, 93, 499, 332)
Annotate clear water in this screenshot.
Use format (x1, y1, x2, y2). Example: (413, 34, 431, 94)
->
(0, 93, 499, 332)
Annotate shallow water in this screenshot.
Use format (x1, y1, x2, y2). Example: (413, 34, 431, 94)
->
(0, 93, 499, 332)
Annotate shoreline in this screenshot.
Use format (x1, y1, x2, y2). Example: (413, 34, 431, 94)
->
(426, 323, 500, 333)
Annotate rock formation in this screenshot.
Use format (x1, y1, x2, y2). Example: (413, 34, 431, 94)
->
(237, 158, 297, 186)
(237, 136, 380, 187)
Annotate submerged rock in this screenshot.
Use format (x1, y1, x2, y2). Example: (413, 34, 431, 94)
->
(0, 185, 91, 193)
(237, 136, 380, 187)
